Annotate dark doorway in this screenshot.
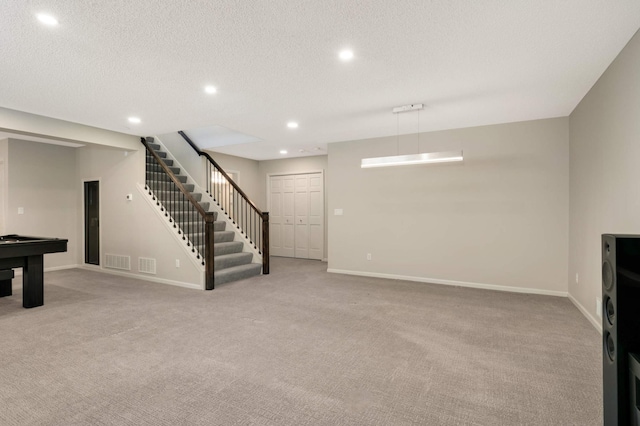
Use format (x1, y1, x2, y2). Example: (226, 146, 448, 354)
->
(84, 181, 100, 265)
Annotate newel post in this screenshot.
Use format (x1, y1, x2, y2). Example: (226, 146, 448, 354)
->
(205, 212, 216, 290)
(262, 212, 270, 275)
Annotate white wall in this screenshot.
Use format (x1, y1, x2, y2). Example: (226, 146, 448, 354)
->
(569, 29, 640, 328)
(5, 139, 79, 268)
(328, 118, 569, 294)
(76, 145, 204, 287)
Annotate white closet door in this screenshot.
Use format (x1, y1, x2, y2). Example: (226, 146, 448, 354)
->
(269, 176, 284, 256)
(269, 172, 324, 260)
(282, 176, 296, 257)
(308, 173, 323, 260)
(294, 174, 309, 259)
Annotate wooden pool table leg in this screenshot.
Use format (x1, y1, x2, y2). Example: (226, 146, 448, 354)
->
(23, 255, 44, 308)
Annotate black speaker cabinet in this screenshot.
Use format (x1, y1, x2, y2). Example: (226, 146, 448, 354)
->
(630, 353, 640, 426)
(602, 234, 640, 425)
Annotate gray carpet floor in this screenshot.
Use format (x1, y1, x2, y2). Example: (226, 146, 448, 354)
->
(0, 258, 601, 425)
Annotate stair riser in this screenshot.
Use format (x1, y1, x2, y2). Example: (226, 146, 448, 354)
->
(214, 253, 253, 271)
(214, 231, 235, 243)
(214, 263, 262, 285)
(214, 243, 244, 256)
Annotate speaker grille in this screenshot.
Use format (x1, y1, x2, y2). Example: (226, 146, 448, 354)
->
(603, 261, 614, 291)
(606, 332, 616, 361)
(605, 297, 616, 326)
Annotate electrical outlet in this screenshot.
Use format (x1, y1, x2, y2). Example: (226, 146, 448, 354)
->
(17, 207, 24, 214)
(175, 259, 180, 268)
(366, 253, 372, 261)
(575, 273, 579, 284)
(596, 297, 602, 319)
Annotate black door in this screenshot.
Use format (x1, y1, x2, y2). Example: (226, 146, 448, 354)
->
(84, 181, 99, 265)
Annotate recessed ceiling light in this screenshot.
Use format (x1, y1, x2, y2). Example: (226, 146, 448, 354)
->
(339, 49, 354, 61)
(287, 122, 298, 129)
(204, 85, 217, 94)
(128, 117, 141, 124)
(280, 150, 288, 154)
(37, 13, 58, 26)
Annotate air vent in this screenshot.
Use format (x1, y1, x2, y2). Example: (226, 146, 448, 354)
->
(105, 254, 131, 271)
(138, 257, 157, 274)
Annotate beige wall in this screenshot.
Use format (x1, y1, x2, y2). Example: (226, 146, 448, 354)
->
(569, 29, 640, 328)
(328, 118, 569, 294)
(207, 151, 261, 206)
(0, 107, 138, 150)
(0, 139, 7, 234)
(76, 145, 204, 287)
(5, 139, 79, 268)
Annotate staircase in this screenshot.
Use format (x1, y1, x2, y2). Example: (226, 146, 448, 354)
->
(144, 138, 262, 286)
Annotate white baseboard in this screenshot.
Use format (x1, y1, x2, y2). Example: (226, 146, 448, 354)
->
(568, 293, 602, 334)
(13, 264, 81, 276)
(78, 264, 203, 291)
(326, 268, 568, 297)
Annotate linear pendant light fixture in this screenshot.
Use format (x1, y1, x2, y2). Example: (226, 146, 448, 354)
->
(361, 103, 464, 168)
(361, 150, 463, 168)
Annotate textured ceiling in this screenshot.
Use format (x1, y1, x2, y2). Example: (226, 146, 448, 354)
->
(1, 1, 639, 160)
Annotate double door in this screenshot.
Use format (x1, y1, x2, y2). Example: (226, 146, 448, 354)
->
(269, 172, 323, 260)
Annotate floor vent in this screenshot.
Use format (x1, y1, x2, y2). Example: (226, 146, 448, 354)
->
(138, 257, 157, 274)
(105, 254, 131, 271)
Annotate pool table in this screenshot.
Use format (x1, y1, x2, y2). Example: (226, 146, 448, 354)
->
(0, 234, 68, 308)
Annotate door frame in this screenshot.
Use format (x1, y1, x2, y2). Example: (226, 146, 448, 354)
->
(81, 178, 102, 268)
(266, 170, 325, 260)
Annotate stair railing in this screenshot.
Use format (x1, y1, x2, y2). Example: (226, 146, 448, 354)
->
(141, 137, 216, 290)
(178, 131, 269, 275)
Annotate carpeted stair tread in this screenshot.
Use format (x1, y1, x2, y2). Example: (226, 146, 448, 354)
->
(146, 173, 187, 184)
(214, 241, 244, 255)
(214, 231, 235, 243)
(163, 200, 209, 210)
(214, 263, 262, 285)
(154, 190, 202, 202)
(147, 164, 180, 174)
(214, 252, 253, 271)
(146, 158, 175, 167)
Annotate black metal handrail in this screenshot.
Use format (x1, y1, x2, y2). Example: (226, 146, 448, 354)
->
(141, 137, 216, 290)
(178, 131, 269, 275)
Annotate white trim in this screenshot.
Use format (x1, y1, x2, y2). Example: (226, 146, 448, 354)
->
(78, 264, 202, 291)
(322, 258, 328, 262)
(568, 293, 603, 334)
(327, 268, 568, 297)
